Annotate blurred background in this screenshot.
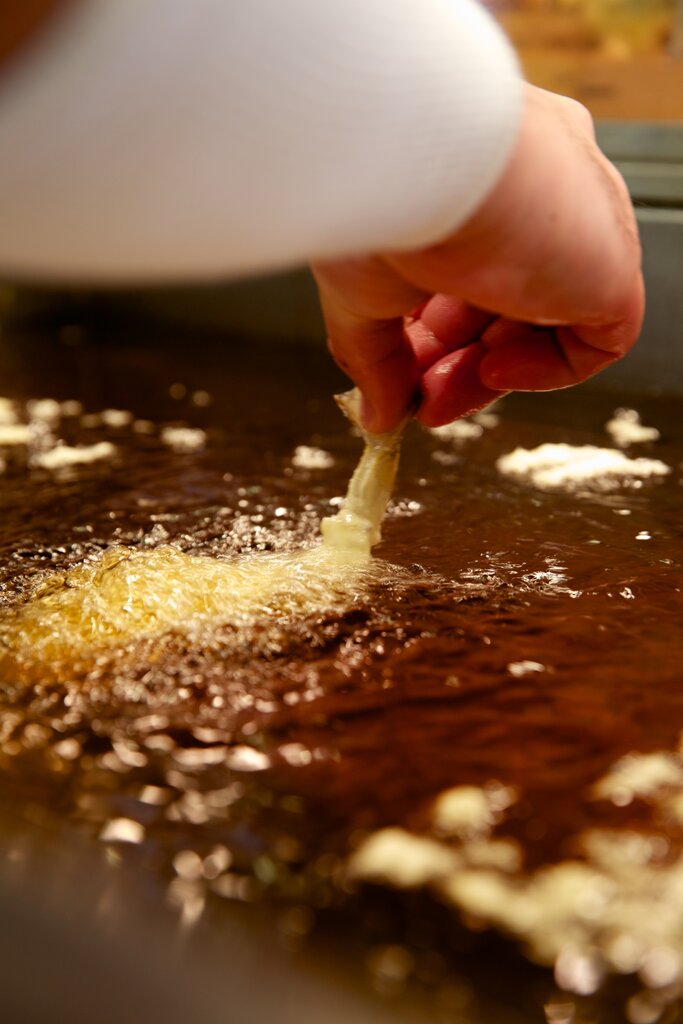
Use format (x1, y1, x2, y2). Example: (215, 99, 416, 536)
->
(484, 0, 683, 119)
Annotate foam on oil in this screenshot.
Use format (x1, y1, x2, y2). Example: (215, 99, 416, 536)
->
(1, 390, 405, 670)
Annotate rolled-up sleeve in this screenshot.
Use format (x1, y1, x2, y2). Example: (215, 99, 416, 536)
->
(0, 0, 521, 282)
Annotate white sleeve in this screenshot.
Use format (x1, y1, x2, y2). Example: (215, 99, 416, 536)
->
(0, 0, 521, 283)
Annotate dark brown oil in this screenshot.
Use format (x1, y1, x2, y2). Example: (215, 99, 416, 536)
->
(0, 328, 682, 1021)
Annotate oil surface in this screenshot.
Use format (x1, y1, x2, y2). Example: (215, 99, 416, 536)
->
(0, 329, 682, 1022)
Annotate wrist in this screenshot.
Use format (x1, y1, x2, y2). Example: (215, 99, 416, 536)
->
(385, 83, 641, 331)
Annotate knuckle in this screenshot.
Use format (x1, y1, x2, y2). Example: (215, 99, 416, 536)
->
(562, 95, 596, 137)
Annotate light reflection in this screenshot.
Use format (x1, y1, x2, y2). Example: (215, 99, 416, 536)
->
(605, 409, 660, 448)
(99, 818, 145, 844)
(607, 932, 647, 975)
(202, 846, 232, 879)
(507, 660, 547, 677)
(172, 849, 203, 881)
(173, 746, 227, 768)
(639, 947, 682, 989)
(593, 753, 683, 804)
(210, 873, 254, 901)
(278, 742, 313, 767)
(167, 877, 206, 930)
(554, 949, 605, 996)
(52, 738, 81, 761)
(137, 785, 172, 805)
(544, 997, 576, 1024)
(626, 992, 664, 1024)
(277, 905, 314, 952)
(225, 746, 271, 772)
(367, 943, 415, 996)
(111, 739, 148, 767)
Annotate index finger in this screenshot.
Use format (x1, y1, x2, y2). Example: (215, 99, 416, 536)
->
(316, 292, 418, 434)
(312, 258, 427, 432)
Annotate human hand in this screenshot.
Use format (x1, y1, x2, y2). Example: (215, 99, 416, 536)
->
(312, 84, 645, 431)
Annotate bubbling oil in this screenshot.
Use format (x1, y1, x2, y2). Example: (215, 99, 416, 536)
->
(1, 337, 681, 1023)
(0, 390, 406, 673)
(0, 543, 374, 669)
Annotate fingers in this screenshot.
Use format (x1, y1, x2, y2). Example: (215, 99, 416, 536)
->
(479, 324, 613, 391)
(405, 295, 503, 425)
(412, 296, 642, 426)
(477, 300, 644, 392)
(416, 345, 505, 426)
(325, 308, 418, 433)
(413, 319, 617, 426)
(406, 294, 495, 371)
(571, 275, 646, 357)
(312, 255, 428, 321)
(313, 258, 425, 432)
(418, 294, 496, 347)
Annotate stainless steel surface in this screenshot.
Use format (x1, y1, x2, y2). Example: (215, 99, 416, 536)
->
(599, 206, 683, 392)
(0, 775, 532, 1024)
(596, 120, 683, 205)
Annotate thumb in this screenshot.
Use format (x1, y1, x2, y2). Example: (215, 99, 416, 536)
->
(317, 292, 418, 433)
(312, 258, 424, 432)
